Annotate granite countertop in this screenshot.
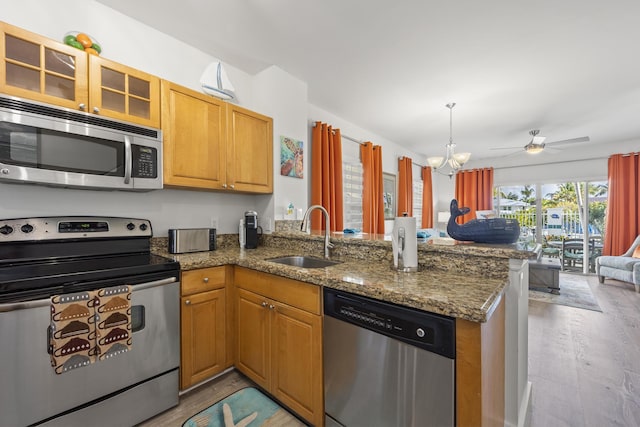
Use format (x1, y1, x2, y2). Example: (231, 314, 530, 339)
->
(153, 236, 520, 322)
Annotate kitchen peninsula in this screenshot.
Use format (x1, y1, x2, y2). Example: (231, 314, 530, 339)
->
(154, 228, 537, 427)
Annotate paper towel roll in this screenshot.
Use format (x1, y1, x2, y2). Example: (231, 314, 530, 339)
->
(392, 217, 418, 270)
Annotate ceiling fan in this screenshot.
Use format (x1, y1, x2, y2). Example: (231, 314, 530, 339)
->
(491, 130, 590, 155)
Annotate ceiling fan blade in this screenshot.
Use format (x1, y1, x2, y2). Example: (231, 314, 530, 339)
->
(498, 150, 525, 158)
(490, 146, 524, 150)
(532, 136, 546, 144)
(545, 136, 590, 146)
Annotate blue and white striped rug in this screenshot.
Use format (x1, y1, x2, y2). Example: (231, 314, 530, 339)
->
(182, 387, 305, 427)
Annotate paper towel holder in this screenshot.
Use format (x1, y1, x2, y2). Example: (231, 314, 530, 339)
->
(392, 214, 419, 273)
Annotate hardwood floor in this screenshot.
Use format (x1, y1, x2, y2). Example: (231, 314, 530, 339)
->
(137, 370, 253, 426)
(142, 274, 640, 427)
(529, 274, 640, 427)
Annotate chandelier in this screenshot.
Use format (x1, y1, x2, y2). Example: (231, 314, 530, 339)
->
(426, 103, 471, 178)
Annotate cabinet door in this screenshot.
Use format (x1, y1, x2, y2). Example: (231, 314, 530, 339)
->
(88, 55, 160, 127)
(180, 289, 226, 389)
(236, 288, 270, 390)
(0, 21, 88, 109)
(161, 81, 227, 189)
(271, 301, 323, 427)
(227, 104, 273, 193)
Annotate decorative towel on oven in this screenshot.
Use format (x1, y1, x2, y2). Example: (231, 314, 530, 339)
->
(95, 285, 132, 361)
(49, 285, 131, 374)
(50, 290, 98, 374)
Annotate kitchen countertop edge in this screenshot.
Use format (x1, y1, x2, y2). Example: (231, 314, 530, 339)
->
(156, 245, 512, 323)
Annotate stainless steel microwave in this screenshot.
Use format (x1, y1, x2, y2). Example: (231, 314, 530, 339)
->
(0, 95, 162, 191)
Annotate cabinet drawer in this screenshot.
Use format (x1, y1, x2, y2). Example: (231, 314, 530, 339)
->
(234, 267, 320, 315)
(182, 266, 226, 296)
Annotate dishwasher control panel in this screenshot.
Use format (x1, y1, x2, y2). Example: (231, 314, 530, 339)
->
(324, 288, 455, 358)
(336, 299, 436, 345)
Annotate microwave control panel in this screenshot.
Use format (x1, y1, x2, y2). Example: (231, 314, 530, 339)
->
(132, 145, 157, 178)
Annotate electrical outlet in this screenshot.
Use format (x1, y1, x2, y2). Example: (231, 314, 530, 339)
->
(210, 217, 219, 229)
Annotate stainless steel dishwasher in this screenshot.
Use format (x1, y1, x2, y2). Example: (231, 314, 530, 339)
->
(323, 288, 456, 427)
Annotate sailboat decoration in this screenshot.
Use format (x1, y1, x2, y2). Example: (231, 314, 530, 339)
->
(447, 199, 520, 244)
(200, 60, 235, 100)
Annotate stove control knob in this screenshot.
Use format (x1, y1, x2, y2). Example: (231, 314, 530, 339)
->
(139, 223, 148, 231)
(127, 223, 135, 231)
(0, 225, 13, 235)
(416, 328, 425, 338)
(21, 224, 34, 233)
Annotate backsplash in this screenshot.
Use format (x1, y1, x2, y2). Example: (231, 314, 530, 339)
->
(274, 219, 303, 232)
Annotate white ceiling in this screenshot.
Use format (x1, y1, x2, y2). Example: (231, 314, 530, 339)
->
(97, 0, 640, 163)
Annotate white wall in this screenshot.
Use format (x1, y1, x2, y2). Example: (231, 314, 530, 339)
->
(0, 182, 254, 235)
(252, 66, 308, 225)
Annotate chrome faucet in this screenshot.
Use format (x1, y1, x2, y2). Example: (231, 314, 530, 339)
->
(300, 205, 334, 259)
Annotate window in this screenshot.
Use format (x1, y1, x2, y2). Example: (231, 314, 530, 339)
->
(343, 160, 363, 230)
(412, 177, 423, 227)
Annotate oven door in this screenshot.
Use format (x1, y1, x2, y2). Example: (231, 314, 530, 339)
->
(0, 277, 179, 427)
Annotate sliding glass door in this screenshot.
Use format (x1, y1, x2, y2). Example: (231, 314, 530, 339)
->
(496, 180, 608, 274)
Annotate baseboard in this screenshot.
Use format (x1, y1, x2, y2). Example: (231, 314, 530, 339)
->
(179, 367, 235, 396)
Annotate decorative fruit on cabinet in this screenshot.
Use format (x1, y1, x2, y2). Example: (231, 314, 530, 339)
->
(63, 31, 102, 55)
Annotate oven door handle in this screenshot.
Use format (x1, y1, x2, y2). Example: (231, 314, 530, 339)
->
(0, 277, 177, 312)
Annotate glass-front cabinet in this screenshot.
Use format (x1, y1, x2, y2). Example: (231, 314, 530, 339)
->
(1, 21, 159, 128)
(1, 22, 88, 109)
(89, 55, 160, 127)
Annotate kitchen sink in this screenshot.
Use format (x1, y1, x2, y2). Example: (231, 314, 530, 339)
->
(266, 256, 341, 269)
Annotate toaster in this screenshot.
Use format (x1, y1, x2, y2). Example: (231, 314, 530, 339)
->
(168, 228, 216, 254)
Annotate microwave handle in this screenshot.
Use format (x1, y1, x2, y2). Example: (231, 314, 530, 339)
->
(124, 135, 132, 184)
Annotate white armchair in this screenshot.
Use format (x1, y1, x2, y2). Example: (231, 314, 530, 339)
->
(596, 235, 640, 293)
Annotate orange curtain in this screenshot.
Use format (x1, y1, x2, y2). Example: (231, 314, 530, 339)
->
(397, 157, 413, 217)
(603, 152, 640, 255)
(361, 142, 384, 234)
(454, 168, 494, 224)
(421, 167, 434, 228)
(311, 122, 344, 231)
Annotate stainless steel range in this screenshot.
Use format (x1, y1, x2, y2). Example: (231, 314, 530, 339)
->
(0, 216, 180, 426)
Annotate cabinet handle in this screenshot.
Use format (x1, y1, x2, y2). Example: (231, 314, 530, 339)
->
(93, 106, 100, 114)
(261, 301, 268, 307)
(230, 184, 235, 189)
(269, 304, 275, 310)
(78, 103, 86, 110)
(222, 183, 228, 189)
(203, 277, 209, 283)
(185, 300, 191, 305)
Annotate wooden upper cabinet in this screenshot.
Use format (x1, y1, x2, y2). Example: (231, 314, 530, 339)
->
(0, 21, 160, 127)
(88, 55, 160, 127)
(0, 21, 88, 109)
(161, 80, 227, 189)
(161, 81, 273, 193)
(227, 104, 273, 194)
